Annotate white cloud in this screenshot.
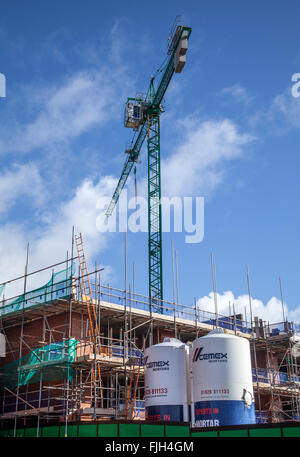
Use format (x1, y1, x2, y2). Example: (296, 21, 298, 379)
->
(0, 175, 117, 299)
(31, 175, 117, 268)
(0, 22, 135, 158)
(196, 290, 299, 325)
(0, 162, 45, 213)
(270, 89, 300, 129)
(0, 224, 29, 295)
(221, 84, 253, 105)
(0, 24, 135, 298)
(1, 69, 122, 155)
(162, 118, 254, 197)
(249, 86, 300, 133)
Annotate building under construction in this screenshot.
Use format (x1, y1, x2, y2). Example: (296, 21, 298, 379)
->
(0, 232, 300, 438)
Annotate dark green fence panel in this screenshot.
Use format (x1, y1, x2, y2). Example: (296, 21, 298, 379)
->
(15, 428, 25, 437)
(141, 424, 164, 437)
(165, 425, 190, 437)
(24, 427, 38, 437)
(41, 426, 60, 437)
(0, 428, 14, 437)
(119, 423, 140, 437)
(282, 427, 300, 437)
(98, 423, 118, 437)
(63, 424, 78, 437)
(191, 430, 218, 437)
(249, 427, 281, 437)
(219, 429, 248, 437)
(78, 424, 97, 437)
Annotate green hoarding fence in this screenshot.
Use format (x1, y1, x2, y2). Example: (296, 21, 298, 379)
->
(63, 425, 78, 437)
(78, 424, 97, 437)
(165, 425, 190, 437)
(119, 423, 140, 437)
(219, 429, 249, 437)
(42, 426, 60, 438)
(24, 427, 38, 437)
(191, 430, 218, 437)
(249, 427, 282, 437)
(99, 424, 118, 437)
(282, 427, 300, 437)
(1, 422, 300, 438)
(141, 424, 165, 437)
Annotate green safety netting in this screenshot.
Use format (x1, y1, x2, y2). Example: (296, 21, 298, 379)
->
(0, 338, 78, 390)
(0, 284, 5, 298)
(1, 262, 75, 317)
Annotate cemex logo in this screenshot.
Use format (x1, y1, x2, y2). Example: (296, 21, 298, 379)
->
(146, 360, 169, 369)
(193, 347, 227, 362)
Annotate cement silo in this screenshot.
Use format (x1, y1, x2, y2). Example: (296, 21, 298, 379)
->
(190, 329, 255, 427)
(144, 338, 189, 422)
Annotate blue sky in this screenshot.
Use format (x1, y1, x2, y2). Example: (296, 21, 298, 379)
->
(0, 0, 300, 324)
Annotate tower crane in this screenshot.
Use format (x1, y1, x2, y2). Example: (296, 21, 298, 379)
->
(106, 23, 192, 310)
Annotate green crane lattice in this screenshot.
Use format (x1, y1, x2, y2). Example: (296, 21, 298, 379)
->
(147, 106, 163, 307)
(106, 25, 192, 310)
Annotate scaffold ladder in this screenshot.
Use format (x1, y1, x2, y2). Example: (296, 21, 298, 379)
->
(74, 233, 103, 406)
(124, 351, 144, 420)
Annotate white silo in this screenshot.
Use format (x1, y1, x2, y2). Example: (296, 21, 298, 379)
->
(144, 338, 189, 422)
(190, 329, 255, 428)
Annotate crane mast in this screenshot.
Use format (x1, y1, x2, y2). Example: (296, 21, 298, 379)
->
(106, 25, 192, 309)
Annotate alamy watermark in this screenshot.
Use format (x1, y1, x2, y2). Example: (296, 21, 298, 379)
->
(0, 73, 6, 98)
(291, 73, 300, 98)
(96, 191, 204, 244)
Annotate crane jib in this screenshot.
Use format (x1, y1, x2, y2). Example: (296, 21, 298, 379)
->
(105, 26, 191, 219)
(106, 24, 191, 304)
(105, 121, 148, 217)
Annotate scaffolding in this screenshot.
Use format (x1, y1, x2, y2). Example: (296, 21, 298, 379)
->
(1, 235, 300, 436)
(252, 321, 300, 423)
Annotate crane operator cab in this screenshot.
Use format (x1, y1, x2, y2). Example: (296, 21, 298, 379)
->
(124, 95, 146, 130)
